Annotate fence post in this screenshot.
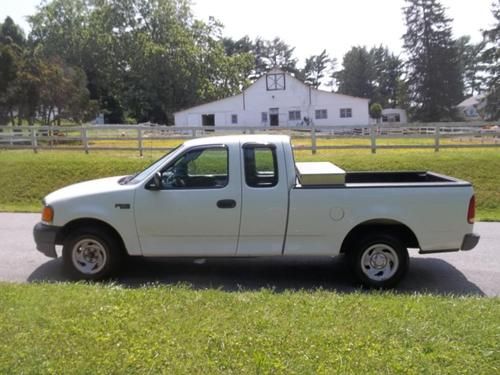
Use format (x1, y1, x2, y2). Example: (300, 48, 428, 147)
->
(48, 125, 53, 149)
(434, 125, 440, 152)
(370, 125, 376, 154)
(31, 127, 38, 154)
(82, 126, 89, 154)
(8, 125, 13, 146)
(138, 126, 143, 157)
(311, 124, 317, 154)
(191, 128, 196, 138)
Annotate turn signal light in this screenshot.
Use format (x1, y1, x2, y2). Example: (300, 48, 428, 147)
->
(467, 195, 475, 224)
(42, 206, 54, 224)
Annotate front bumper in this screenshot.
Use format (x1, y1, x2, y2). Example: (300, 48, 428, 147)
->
(461, 233, 480, 251)
(33, 222, 60, 258)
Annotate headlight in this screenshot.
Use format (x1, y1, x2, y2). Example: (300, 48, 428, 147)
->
(42, 206, 54, 224)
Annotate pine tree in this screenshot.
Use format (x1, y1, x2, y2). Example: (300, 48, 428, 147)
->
(403, 0, 464, 121)
(481, 1, 500, 120)
(371, 46, 404, 108)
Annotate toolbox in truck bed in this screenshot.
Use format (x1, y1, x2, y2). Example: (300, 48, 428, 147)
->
(295, 162, 346, 185)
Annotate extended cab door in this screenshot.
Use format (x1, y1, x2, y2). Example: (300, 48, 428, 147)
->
(237, 141, 289, 256)
(134, 143, 241, 256)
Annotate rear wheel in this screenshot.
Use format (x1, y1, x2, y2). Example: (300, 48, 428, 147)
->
(62, 227, 122, 280)
(350, 233, 409, 288)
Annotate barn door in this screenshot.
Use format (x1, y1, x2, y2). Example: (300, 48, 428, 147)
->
(269, 108, 279, 126)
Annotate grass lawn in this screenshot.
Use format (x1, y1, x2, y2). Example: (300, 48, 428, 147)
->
(0, 143, 499, 220)
(0, 283, 498, 374)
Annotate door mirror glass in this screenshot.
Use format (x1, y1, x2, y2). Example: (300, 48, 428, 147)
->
(148, 171, 162, 190)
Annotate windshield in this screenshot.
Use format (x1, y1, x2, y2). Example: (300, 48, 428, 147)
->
(125, 145, 183, 184)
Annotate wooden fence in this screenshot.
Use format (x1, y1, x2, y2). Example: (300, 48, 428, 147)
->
(0, 122, 499, 155)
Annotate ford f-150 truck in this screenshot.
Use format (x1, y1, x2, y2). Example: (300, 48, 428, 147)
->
(34, 135, 479, 287)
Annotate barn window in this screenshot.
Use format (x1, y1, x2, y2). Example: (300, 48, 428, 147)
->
(289, 110, 301, 121)
(315, 109, 328, 119)
(231, 114, 238, 124)
(382, 113, 400, 123)
(261, 112, 268, 123)
(340, 108, 352, 118)
(202, 114, 215, 126)
(266, 73, 286, 91)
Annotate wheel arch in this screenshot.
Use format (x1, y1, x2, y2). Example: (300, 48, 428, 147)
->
(56, 218, 127, 255)
(340, 219, 420, 254)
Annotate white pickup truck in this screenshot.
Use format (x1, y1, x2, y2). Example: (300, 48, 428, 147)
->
(34, 135, 479, 287)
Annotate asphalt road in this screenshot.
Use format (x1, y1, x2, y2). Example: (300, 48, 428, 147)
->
(0, 213, 498, 296)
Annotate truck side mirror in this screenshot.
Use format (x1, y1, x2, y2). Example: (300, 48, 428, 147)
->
(149, 172, 162, 190)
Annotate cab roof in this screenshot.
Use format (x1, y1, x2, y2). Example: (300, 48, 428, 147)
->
(182, 134, 291, 148)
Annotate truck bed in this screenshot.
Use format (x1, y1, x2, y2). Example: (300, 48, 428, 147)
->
(296, 170, 470, 188)
(345, 171, 465, 184)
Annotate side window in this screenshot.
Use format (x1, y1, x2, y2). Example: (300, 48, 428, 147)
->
(243, 144, 278, 188)
(340, 108, 352, 118)
(160, 146, 228, 189)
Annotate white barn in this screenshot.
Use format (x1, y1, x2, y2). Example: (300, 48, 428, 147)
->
(381, 108, 408, 124)
(456, 95, 486, 121)
(174, 69, 370, 128)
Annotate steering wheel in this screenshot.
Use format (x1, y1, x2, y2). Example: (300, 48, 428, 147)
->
(162, 169, 186, 188)
(174, 176, 186, 187)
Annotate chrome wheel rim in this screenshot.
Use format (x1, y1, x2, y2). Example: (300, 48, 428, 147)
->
(360, 244, 399, 282)
(72, 238, 107, 275)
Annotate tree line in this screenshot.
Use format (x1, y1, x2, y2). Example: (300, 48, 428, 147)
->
(0, 0, 498, 125)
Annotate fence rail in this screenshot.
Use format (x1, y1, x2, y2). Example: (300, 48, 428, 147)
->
(0, 122, 499, 155)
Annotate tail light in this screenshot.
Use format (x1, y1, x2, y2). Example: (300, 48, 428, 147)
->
(467, 195, 475, 224)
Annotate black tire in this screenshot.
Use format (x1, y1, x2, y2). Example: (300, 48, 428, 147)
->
(62, 226, 123, 280)
(349, 232, 409, 288)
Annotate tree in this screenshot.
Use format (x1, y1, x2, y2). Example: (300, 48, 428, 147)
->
(403, 0, 464, 121)
(370, 103, 383, 122)
(13, 55, 42, 125)
(0, 17, 25, 125)
(37, 57, 91, 125)
(0, 16, 26, 46)
(222, 36, 254, 56)
(335, 46, 375, 99)
(455, 36, 487, 97)
(28, 0, 255, 124)
(371, 46, 404, 108)
(301, 50, 335, 88)
(333, 46, 405, 107)
(481, 1, 500, 119)
(252, 37, 298, 77)
(29, 0, 117, 119)
(0, 44, 20, 124)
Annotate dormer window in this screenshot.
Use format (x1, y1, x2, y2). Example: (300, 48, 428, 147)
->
(266, 73, 286, 91)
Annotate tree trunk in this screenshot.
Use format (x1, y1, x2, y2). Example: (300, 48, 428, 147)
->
(9, 109, 15, 126)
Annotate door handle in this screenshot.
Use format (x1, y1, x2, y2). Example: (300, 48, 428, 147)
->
(217, 199, 236, 209)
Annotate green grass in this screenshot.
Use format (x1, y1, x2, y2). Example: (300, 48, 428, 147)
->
(1, 144, 499, 219)
(0, 283, 498, 374)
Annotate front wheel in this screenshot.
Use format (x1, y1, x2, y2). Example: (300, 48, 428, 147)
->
(63, 227, 122, 280)
(350, 233, 409, 288)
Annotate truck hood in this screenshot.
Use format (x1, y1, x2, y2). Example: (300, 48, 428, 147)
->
(44, 176, 129, 205)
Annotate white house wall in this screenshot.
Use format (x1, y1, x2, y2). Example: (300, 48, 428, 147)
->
(175, 94, 244, 126)
(174, 70, 370, 127)
(312, 91, 369, 126)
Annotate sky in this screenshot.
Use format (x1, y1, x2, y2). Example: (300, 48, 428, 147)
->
(1, 0, 497, 66)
